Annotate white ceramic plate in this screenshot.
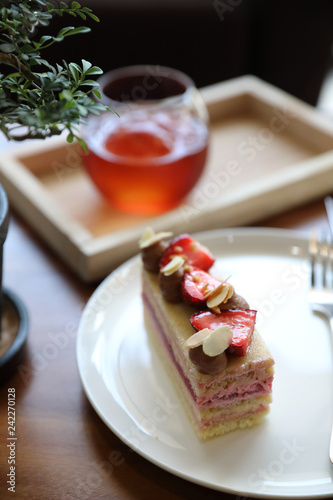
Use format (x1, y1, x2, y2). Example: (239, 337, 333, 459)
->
(76, 228, 333, 498)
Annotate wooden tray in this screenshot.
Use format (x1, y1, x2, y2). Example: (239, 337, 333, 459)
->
(1, 75, 333, 281)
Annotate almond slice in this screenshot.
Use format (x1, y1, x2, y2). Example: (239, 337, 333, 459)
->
(202, 325, 233, 357)
(185, 328, 211, 349)
(206, 282, 233, 309)
(160, 256, 185, 276)
(139, 227, 173, 249)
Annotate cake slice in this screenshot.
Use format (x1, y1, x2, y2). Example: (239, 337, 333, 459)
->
(140, 229, 274, 440)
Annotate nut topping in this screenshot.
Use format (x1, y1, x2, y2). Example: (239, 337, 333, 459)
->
(140, 227, 173, 273)
(185, 328, 211, 349)
(202, 325, 233, 356)
(159, 253, 186, 303)
(161, 256, 185, 276)
(139, 227, 173, 249)
(185, 325, 233, 356)
(186, 325, 233, 374)
(206, 282, 233, 312)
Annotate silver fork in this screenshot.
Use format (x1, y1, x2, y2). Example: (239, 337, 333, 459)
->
(309, 228, 333, 463)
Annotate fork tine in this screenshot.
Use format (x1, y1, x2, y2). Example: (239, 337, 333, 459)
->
(320, 237, 329, 289)
(309, 228, 332, 290)
(312, 228, 333, 290)
(309, 228, 318, 288)
(325, 196, 333, 239)
(326, 232, 333, 290)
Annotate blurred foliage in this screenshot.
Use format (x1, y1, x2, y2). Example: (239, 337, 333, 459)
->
(0, 0, 111, 148)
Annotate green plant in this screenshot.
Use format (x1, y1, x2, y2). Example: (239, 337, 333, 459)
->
(0, 0, 110, 149)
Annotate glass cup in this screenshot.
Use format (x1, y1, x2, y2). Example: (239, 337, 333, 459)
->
(82, 65, 209, 215)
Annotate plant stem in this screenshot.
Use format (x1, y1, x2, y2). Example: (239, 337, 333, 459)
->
(0, 53, 41, 86)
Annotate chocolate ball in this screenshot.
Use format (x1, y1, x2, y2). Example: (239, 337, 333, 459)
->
(141, 241, 167, 273)
(158, 267, 184, 303)
(189, 346, 228, 374)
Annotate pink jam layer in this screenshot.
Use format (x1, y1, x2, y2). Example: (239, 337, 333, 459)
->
(197, 377, 273, 409)
(199, 404, 270, 430)
(143, 292, 272, 411)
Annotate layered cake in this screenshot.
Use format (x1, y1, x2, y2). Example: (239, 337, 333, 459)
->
(140, 228, 274, 440)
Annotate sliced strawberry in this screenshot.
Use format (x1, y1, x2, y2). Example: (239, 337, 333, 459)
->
(181, 268, 221, 307)
(159, 234, 215, 271)
(190, 309, 257, 356)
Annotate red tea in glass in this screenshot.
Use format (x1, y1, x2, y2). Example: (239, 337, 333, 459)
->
(83, 66, 209, 215)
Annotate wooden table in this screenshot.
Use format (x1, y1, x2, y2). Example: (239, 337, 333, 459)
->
(0, 197, 330, 500)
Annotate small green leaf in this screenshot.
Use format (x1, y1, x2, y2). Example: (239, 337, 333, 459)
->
(76, 136, 88, 153)
(81, 59, 92, 73)
(0, 43, 15, 53)
(60, 90, 73, 101)
(68, 63, 81, 82)
(77, 104, 88, 116)
(80, 80, 98, 87)
(87, 13, 100, 22)
(76, 12, 86, 21)
(45, 2, 55, 11)
(66, 131, 74, 143)
(85, 66, 103, 75)
(70, 63, 82, 72)
(57, 26, 75, 37)
(21, 44, 34, 53)
(93, 89, 101, 99)
(39, 35, 53, 45)
(60, 26, 91, 38)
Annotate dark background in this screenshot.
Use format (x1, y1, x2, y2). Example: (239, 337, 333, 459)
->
(43, 0, 333, 106)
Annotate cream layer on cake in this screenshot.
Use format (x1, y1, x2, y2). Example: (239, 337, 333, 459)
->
(142, 269, 274, 440)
